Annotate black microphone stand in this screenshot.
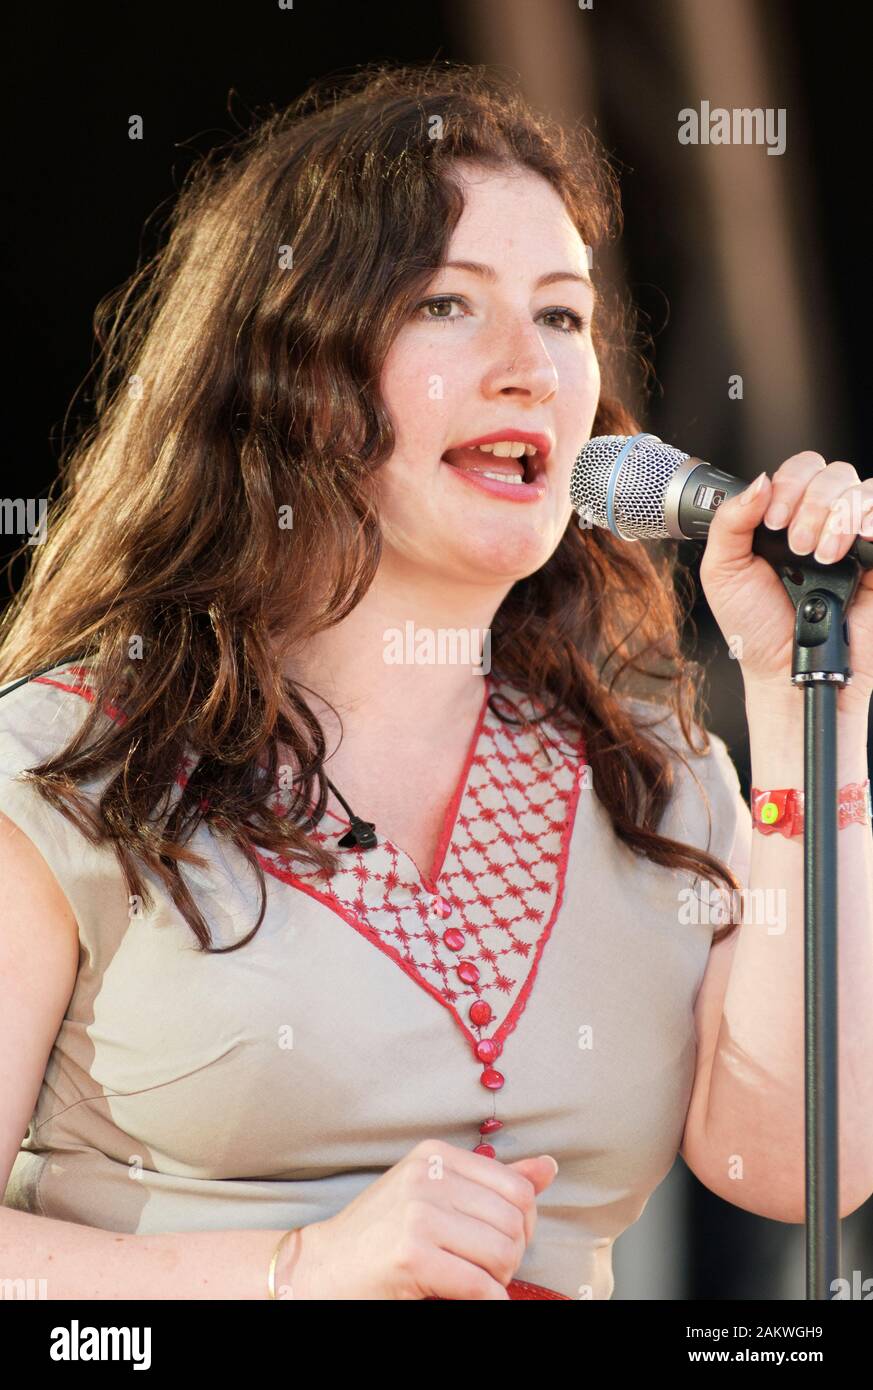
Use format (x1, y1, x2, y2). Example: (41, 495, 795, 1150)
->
(750, 526, 863, 1299)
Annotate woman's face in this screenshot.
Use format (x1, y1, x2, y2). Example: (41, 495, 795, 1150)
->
(377, 161, 601, 588)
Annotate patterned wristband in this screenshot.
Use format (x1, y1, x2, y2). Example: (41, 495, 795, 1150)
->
(750, 779, 872, 838)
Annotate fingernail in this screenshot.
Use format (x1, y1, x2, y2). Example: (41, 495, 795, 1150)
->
(814, 534, 840, 563)
(740, 471, 768, 505)
(789, 526, 815, 555)
(542, 1156, 559, 1177)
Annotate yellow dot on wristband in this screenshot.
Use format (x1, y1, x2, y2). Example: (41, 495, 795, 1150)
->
(761, 801, 780, 823)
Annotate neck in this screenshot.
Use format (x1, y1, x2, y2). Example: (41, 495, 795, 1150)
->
(282, 556, 508, 746)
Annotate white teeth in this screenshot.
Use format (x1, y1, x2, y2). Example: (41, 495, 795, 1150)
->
(459, 440, 538, 457)
(487, 440, 527, 458)
(478, 470, 524, 484)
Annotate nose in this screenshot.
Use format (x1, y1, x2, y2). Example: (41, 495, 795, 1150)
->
(481, 318, 559, 404)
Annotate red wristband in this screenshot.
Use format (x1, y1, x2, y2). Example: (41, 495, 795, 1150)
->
(750, 780, 872, 838)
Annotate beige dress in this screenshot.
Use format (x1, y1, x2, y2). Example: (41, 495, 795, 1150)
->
(1, 661, 751, 1299)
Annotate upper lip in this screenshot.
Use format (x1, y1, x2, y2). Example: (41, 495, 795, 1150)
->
(442, 429, 554, 482)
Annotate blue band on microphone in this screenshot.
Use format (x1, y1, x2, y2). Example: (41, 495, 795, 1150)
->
(606, 433, 661, 539)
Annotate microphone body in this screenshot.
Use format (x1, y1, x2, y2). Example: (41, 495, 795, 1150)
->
(570, 433, 873, 571)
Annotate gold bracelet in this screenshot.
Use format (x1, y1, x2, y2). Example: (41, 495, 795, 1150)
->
(267, 1227, 300, 1300)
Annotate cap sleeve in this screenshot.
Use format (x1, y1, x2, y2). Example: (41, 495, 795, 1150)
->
(0, 672, 109, 925)
(620, 695, 751, 890)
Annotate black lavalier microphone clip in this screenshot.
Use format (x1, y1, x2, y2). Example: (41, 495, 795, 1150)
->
(337, 815, 379, 851)
(326, 777, 379, 851)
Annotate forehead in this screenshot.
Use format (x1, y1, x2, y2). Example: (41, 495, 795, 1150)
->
(445, 162, 585, 261)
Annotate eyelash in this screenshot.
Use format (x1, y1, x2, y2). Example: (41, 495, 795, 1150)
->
(414, 294, 589, 334)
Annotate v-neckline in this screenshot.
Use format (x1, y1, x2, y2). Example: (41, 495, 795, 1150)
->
(258, 677, 587, 1050)
(319, 673, 494, 890)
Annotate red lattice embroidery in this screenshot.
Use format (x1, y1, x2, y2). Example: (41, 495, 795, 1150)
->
(258, 684, 587, 1051)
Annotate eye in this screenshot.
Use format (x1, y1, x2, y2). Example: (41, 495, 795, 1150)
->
(414, 295, 468, 323)
(539, 307, 588, 334)
(413, 295, 588, 334)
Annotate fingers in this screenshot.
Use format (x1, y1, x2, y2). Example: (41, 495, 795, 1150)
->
(701, 469, 772, 569)
(395, 1143, 560, 1300)
(415, 1202, 525, 1288)
(761, 452, 870, 561)
(443, 1169, 535, 1247)
(409, 1138, 539, 1205)
(807, 481, 873, 563)
(761, 450, 828, 531)
(509, 1154, 560, 1194)
(406, 1140, 550, 1248)
(424, 1246, 512, 1299)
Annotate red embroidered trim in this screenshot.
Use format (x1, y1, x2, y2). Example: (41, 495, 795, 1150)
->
(427, 678, 492, 884)
(34, 670, 128, 725)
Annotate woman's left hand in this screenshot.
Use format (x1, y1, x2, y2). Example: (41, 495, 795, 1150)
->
(698, 451, 873, 704)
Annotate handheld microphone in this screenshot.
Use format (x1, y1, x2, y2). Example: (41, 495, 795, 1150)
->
(569, 433, 873, 570)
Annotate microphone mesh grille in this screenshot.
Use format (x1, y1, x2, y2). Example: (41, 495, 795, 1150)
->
(569, 434, 690, 539)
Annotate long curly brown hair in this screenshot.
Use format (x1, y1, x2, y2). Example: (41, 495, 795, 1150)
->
(0, 61, 741, 950)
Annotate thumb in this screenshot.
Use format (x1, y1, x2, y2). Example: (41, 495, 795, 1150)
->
(707, 470, 772, 566)
(507, 1154, 559, 1193)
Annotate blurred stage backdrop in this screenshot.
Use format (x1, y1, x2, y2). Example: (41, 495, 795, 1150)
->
(3, 0, 870, 1297)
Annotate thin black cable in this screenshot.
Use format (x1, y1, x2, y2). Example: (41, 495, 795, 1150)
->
(0, 660, 380, 850)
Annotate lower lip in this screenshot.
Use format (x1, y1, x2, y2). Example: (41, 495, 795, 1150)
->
(441, 460, 547, 503)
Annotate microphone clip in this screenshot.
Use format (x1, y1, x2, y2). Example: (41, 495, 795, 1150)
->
(337, 816, 379, 851)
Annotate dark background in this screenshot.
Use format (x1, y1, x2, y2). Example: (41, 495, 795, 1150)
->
(3, 0, 870, 1297)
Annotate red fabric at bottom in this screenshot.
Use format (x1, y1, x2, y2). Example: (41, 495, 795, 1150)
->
(506, 1278, 571, 1300)
(426, 1277, 571, 1300)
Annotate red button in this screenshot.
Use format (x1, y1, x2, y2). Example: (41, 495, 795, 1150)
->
(431, 896, 452, 920)
(474, 1143, 496, 1158)
(470, 1000, 492, 1026)
(475, 1038, 501, 1063)
(481, 1068, 504, 1090)
(457, 961, 480, 985)
(479, 1118, 503, 1134)
(443, 928, 465, 951)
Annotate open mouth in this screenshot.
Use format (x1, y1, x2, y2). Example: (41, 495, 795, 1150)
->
(440, 444, 547, 489)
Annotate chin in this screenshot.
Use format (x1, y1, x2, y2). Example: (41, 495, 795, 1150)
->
(448, 522, 557, 582)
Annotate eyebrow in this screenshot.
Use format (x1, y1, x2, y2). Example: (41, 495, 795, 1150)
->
(441, 259, 597, 299)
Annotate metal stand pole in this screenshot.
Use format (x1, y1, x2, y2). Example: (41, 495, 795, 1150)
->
(751, 526, 861, 1298)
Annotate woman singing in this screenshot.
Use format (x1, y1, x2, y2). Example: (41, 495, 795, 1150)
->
(1, 62, 872, 1301)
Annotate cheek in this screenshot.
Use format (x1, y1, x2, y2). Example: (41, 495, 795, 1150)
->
(559, 340, 600, 400)
(382, 328, 443, 404)
(588, 350, 601, 403)
(555, 348, 601, 458)
(381, 330, 469, 432)
(381, 358, 448, 464)
(375, 453, 441, 548)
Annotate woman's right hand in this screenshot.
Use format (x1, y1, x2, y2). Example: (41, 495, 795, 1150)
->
(282, 1138, 560, 1299)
